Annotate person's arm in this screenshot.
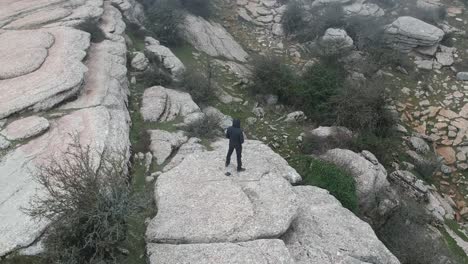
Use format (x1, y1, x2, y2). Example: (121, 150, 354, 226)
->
(226, 128, 231, 139)
(240, 130, 244, 144)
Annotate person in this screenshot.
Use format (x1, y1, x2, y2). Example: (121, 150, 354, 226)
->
(225, 119, 245, 172)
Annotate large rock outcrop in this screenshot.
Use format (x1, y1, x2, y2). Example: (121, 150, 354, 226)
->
(320, 149, 391, 214)
(0, 0, 130, 256)
(283, 186, 400, 264)
(384, 16, 445, 52)
(181, 14, 249, 62)
(140, 86, 202, 124)
(145, 37, 185, 80)
(145, 140, 399, 264)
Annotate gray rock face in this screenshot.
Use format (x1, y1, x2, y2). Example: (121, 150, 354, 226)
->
(131, 51, 149, 71)
(320, 149, 390, 213)
(384, 16, 444, 52)
(283, 186, 400, 264)
(0, 2, 131, 256)
(140, 86, 201, 123)
(145, 37, 185, 80)
(0, 0, 103, 29)
(389, 170, 428, 200)
(182, 14, 249, 62)
(0, 28, 90, 119)
(146, 140, 301, 244)
(147, 239, 295, 264)
(148, 130, 188, 165)
(319, 28, 354, 55)
(1, 116, 49, 141)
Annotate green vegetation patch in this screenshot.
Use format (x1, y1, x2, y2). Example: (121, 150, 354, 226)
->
(290, 155, 358, 212)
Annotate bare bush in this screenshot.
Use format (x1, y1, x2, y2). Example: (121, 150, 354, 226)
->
(25, 138, 140, 264)
(184, 113, 222, 139)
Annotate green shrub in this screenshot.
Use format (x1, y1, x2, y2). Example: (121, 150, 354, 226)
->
(290, 155, 358, 212)
(184, 113, 221, 139)
(333, 80, 395, 136)
(145, 0, 183, 46)
(249, 55, 344, 123)
(350, 133, 400, 168)
(180, 0, 213, 18)
(292, 61, 345, 123)
(294, 3, 345, 41)
(25, 140, 141, 264)
(282, 1, 307, 36)
(249, 55, 298, 99)
(182, 61, 215, 105)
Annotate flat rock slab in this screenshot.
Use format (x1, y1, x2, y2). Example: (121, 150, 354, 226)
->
(182, 14, 249, 62)
(146, 140, 301, 244)
(140, 86, 201, 123)
(283, 186, 400, 264)
(147, 239, 295, 264)
(0, 28, 90, 119)
(1, 116, 49, 141)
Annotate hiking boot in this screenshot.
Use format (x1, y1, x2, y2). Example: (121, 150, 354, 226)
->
(237, 167, 246, 172)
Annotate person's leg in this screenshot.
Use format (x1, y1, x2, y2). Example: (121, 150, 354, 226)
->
(226, 145, 234, 167)
(235, 145, 243, 170)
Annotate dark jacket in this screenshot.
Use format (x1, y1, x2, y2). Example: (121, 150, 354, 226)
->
(226, 119, 244, 147)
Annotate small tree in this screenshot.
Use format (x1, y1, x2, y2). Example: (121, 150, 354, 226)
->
(184, 113, 222, 139)
(145, 0, 183, 46)
(182, 59, 215, 105)
(25, 138, 140, 264)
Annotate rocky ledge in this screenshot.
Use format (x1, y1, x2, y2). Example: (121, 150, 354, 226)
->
(145, 139, 399, 264)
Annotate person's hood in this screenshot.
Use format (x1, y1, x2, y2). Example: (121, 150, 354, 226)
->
(233, 119, 241, 128)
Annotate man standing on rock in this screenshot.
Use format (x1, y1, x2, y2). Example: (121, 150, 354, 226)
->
(225, 119, 246, 172)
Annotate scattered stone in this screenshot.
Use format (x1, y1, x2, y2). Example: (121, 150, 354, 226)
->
(284, 111, 306, 123)
(318, 28, 354, 55)
(131, 51, 149, 71)
(457, 72, 468, 81)
(384, 16, 444, 53)
(437, 146, 457, 164)
(252, 107, 265, 118)
(409, 136, 431, 154)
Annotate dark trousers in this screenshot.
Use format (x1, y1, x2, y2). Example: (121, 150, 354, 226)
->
(226, 145, 242, 169)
